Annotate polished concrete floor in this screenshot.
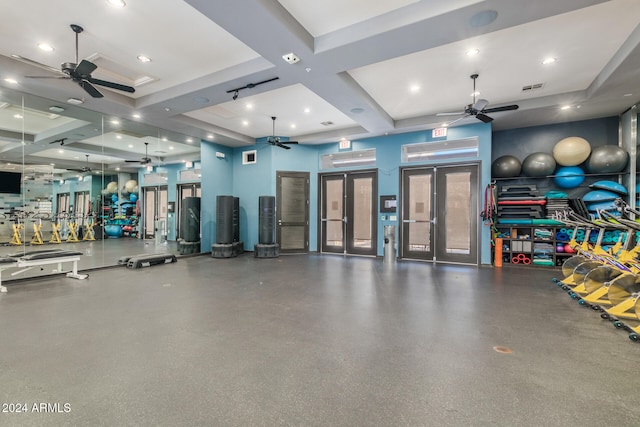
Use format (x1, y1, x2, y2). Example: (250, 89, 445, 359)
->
(0, 255, 639, 426)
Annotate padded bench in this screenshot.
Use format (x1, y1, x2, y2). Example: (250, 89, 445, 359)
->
(0, 249, 88, 293)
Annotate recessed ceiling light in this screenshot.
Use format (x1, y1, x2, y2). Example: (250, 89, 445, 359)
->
(169, 146, 175, 150)
(132, 113, 141, 119)
(128, 144, 133, 148)
(560, 105, 571, 110)
(290, 124, 296, 129)
(115, 167, 120, 171)
(4, 78, 18, 84)
(409, 85, 421, 93)
(304, 108, 311, 114)
(58, 149, 64, 154)
(161, 137, 168, 142)
(441, 123, 449, 127)
(624, 93, 633, 97)
(186, 138, 193, 143)
(38, 43, 54, 52)
(206, 134, 214, 140)
(164, 107, 171, 112)
(106, 0, 126, 7)
(542, 57, 557, 65)
(110, 119, 120, 125)
(116, 135, 122, 139)
(13, 114, 23, 119)
(465, 49, 479, 56)
(245, 103, 253, 110)
(49, 106, 65, 113)
(242, 120, 249, 126)
(67, 98, 84, 105)
(471, 91, 480, 97)
(137, 55, 151, 63)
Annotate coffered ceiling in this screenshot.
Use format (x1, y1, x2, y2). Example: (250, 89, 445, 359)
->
(0, 0, 638, 170)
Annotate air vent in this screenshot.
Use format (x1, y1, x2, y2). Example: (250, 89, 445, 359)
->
(320, 121, 334, 126)
(522, 83, 544, 92)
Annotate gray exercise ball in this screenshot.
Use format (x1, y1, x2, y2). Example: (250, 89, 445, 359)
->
(586, 145, 628, 173)
(491, 155, 521, 178)
(522, 152, 556, 177)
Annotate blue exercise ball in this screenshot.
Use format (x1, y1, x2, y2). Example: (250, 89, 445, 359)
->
(554, 166, 585, 189)
(129, 193, 138, 202)
(111, 194, 119, 203)
(491, 155, 521, 178)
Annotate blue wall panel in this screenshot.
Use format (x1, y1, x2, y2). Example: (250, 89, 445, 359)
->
(201, 141, 234, 251)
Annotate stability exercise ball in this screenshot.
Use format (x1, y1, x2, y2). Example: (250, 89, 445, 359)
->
(522, 152, 556, 177)
(586, 145, 628, 173)
(491, 155, 521, 178)
(106, 181, 118, 193)
(125, 180, 138, 193)
(554, 166, 585, 189)
(553, 137, 591, 166)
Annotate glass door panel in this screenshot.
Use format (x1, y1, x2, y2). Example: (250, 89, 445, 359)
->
(401, 170, 434, 260)
(435, 166, 478, 264)
(321, 175, 345, 253)
(276, 172, 309, 253)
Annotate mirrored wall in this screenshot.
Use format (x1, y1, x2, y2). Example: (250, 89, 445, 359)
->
(0, 87, 201, 282)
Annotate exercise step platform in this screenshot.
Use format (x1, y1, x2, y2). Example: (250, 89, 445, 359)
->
(254, 243, 280, 258)
(118, 253, 177, 269)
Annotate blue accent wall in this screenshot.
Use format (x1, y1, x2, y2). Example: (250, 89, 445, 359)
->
(201, 141, 234, 251)
(221, 123, 493, 263)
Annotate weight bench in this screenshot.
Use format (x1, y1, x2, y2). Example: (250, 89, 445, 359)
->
(117, 253, 177, 269)
(0, 249, 88, 293)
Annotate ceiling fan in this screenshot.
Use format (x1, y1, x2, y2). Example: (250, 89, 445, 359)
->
(68, 154, 93, 173)
(125, 142, 152, 165)
(437, 74, 519, 125)
(14, 24, 135, 98)
(267, 116, 298, 150)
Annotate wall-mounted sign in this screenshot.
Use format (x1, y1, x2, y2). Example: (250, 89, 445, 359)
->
(432, 127, 447, 138)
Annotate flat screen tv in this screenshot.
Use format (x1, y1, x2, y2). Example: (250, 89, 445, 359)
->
(0, 171, 22, 194)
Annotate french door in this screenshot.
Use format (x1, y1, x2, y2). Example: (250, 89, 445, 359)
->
(142, 185, 168, 239)
(400, 164, 478, 264)
(276, 171, 309, 253)
(320, 170, 377, 256)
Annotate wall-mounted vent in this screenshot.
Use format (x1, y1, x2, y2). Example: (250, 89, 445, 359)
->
(320, 121, 334, 126)
(402, 138, 478, 163)
(321, 149, 376, 169)
(522, 83, 544, 92)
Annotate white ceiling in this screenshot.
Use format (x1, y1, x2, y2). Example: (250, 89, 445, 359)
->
(0, 0, 638, 171)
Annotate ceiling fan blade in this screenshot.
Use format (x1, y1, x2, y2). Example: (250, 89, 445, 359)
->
(482, 104, 519, 113)
(124, 160, 140, 163)
(75, 59, 97, 76)
(88, 77, 135, 93)
(25, 75, 70, 80)
(473, 99, 489, 112)
(276, 143, 291, 150)
(281, 141, 298, 145)
(443, 114, 470, 127)
(11, 54, 64, 75)
(476, 113, 494, 123)
(436, 111, 465, 116)
(78, 80, 104, 98)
